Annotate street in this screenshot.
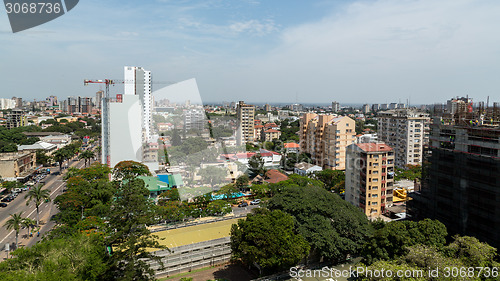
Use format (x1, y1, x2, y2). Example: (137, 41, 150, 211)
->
(0, 155, 93, 260)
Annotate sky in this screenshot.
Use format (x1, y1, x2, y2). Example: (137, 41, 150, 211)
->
(1, 0, 500, 105)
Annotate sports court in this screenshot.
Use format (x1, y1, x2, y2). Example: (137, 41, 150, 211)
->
(153, 218, 241, 249)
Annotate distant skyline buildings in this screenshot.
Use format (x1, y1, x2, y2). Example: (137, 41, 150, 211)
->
(4, 1, 500, 105)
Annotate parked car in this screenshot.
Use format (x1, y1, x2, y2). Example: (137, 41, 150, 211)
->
(250, 199, 261, 205)
(2, 196, 13, 202)
(0, 202, 7, 207)
(238, 202, 248, 207)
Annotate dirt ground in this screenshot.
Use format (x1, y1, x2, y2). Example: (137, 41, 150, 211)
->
(161, 263, 258, 281)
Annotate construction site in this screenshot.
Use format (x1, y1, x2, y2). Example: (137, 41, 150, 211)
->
(408, 98, 500, 249)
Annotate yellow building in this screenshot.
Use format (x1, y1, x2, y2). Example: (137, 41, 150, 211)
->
(0, 151, 37, 180)
(299, 113, 355, 170)
(261, 129, 281, 142)
(236, 101, 255, 144)
(345, 143, 395, 218)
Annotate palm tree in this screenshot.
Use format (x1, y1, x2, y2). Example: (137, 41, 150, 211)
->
(24, 185, 51, 226)
(4, 212, 24, 249)
(21, 217, 36, 238)
(78, 150, 95, 166)
(53, 149, 69, 171)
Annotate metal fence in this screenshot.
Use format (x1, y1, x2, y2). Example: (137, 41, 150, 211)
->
(150, 211, 251, 233)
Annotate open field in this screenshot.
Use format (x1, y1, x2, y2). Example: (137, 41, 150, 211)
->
(153, 218, 240, 249)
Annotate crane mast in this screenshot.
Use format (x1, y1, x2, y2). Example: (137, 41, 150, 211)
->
(83, 79, 117, 167)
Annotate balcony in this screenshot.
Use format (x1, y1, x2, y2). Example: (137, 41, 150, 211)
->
(381, 195, 386, 200)
(381, 187, 386, 192)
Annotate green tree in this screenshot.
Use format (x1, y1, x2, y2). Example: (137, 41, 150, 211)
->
(103, 178, 165, 280)
(444, 235, 499, 268)
(24, 185, 51, 226)
(171, 128, 182, 146)
(4, 212, 24, 249)
(78, 149, 95, 167)
(206, 200, 232, 216)
(250, 184, 270, 198)
(217, 184, 239, 200)
(248, 154, 266, 177)
(395, 165, 422, 181)
(52, 148, 71, 171)
(35, 149, 51, 166)
(158, 188, 180, 202)
(2, 180, 24, 193)
(0, 233, 108, 280)
(268, 185, 372, 262)
(313, 169, 345, 192)
(231, 208, 310, 274)
(199, 166, 227, 188)
(113, 160, 151, 180)
(362, 219, 448, 264)
(21, 217, 36, 238)
(235, 174, 250, 189)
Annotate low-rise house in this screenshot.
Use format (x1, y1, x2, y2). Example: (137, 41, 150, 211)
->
(294, 162, 322, 176)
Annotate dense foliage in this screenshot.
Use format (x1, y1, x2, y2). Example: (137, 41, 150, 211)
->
(362, 219, 448, 264)
(395, 164, 422, 181)
(268, 185, 372, 262)
(231, 209, 310, 274)
(360, 235, 500, 281)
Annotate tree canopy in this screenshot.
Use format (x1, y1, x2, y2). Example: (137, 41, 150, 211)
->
(231, 208, 310, 274)
(268, 185, 372, 262)
(113, 160, 151, 180)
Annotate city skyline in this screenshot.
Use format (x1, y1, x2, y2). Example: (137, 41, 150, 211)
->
(2, 0, 500, 104)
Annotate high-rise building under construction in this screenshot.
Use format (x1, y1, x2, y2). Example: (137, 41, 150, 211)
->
(408, 101, 500, 249)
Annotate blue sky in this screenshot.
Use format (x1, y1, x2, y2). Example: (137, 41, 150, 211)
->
(1, 0, 500, 105)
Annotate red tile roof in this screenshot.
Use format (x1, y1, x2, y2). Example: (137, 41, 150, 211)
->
(265, 169, 289, 183)
(356, 143, 393, 152)
(284, 143, 300, 148)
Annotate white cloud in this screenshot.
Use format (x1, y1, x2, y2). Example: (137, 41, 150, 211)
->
(216, 0, 500, 104)
(229, 19, 278, 36)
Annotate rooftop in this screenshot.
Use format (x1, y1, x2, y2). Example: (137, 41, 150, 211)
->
(0, 151, 32, 161)
(284, 142, 299, 148)
(356, 142, 393, 153)
(264, 169, 289, 183)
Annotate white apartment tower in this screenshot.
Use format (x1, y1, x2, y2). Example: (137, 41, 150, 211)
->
(124, 66, 153, 142)
(377, 109, 430, 168)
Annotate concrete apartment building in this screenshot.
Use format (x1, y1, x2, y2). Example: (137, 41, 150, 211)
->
(5, 109, 27, 129)
(345, 143, 395, 218)
(124, 66, 153, 143)
(377, 109, 430, 168)
(236, 101, 255, 145)
(299, 113, 355, 170)
(408, 104, 500, 249)
(332, 101, 340, 112)
(0, 151, 36, 180)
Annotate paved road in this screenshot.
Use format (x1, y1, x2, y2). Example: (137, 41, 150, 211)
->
(0, 155, 94, 260)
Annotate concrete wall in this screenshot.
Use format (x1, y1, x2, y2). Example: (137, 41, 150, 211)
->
(109, 95, 142, 168)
